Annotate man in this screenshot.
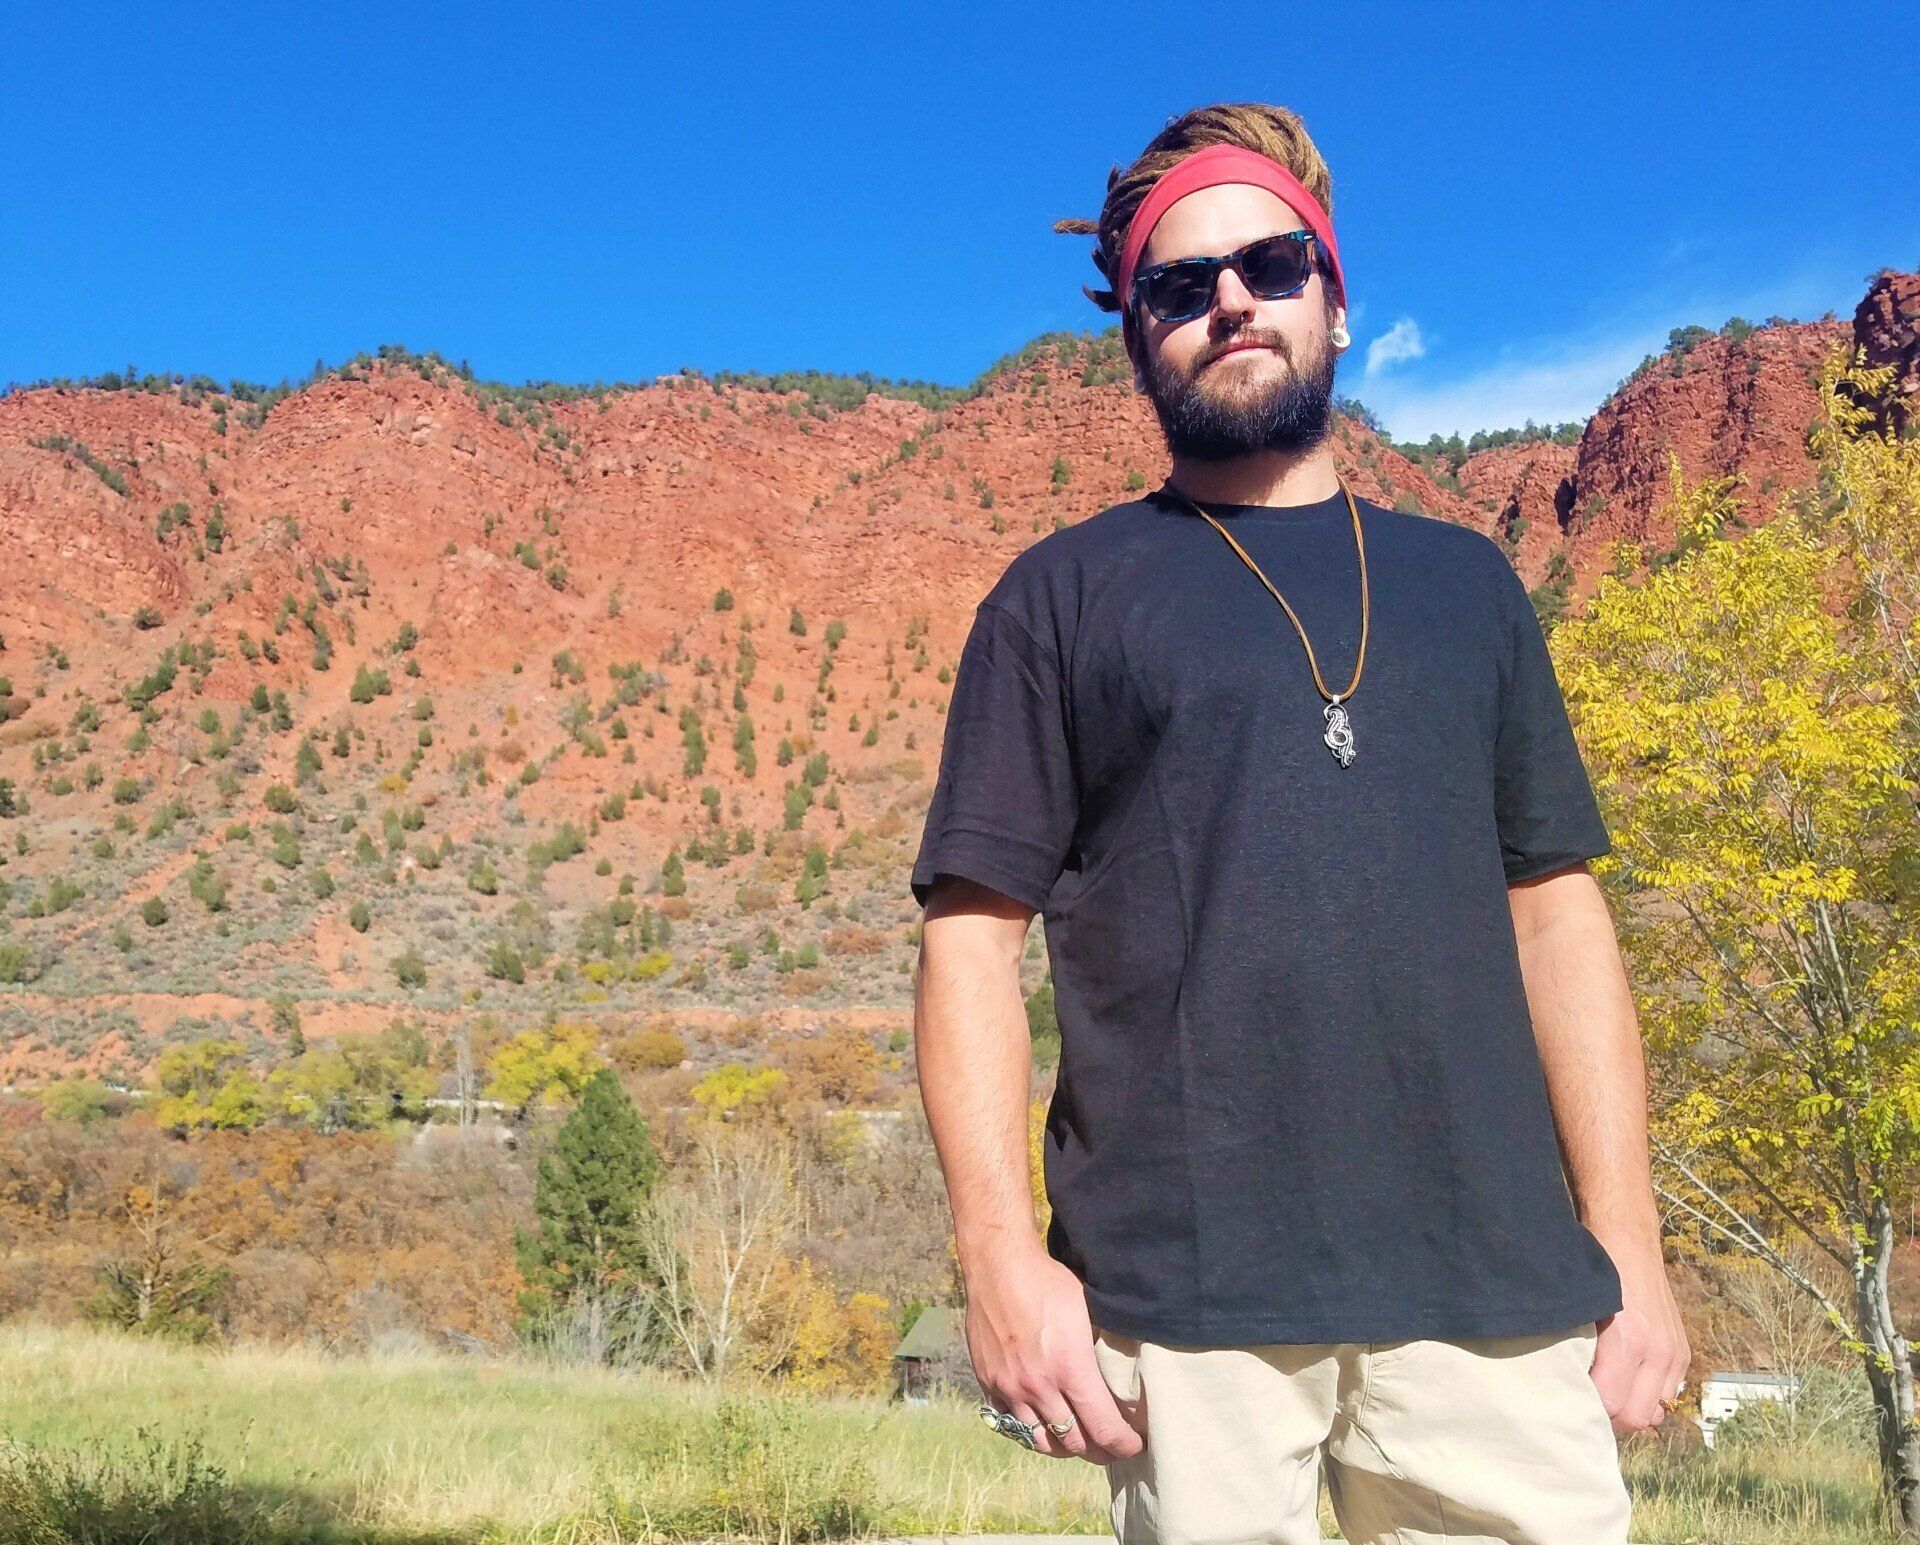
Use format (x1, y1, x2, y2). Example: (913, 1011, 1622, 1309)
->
(909, 103, 1690, 1545)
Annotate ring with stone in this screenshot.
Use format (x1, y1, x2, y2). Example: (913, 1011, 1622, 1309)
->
(978, 1402, 1040, 1449)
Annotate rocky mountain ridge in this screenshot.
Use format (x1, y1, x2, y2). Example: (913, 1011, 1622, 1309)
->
(0, 272, 1910, 1081)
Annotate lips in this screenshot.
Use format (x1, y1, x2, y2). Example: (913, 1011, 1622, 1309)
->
(1210, 343, 1276, 363)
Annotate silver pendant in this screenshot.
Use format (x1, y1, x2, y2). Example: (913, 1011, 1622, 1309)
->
(1323, 696, 1355, 766)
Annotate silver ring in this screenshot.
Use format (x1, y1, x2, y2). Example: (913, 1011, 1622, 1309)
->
(978, 1401, 1040, 1449)
(1046, 1415, 1076, 1436)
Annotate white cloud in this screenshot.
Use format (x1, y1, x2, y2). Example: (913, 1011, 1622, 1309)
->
(1350, 262, 1852, 443)
(1357, 329, 1651, 443)
(1363, 317, 1425, 378)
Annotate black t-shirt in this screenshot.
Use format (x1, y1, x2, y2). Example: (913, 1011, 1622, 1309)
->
(910, 484, 1623, 1346)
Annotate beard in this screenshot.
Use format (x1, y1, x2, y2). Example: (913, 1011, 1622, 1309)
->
(1139, 316, 1339, 461)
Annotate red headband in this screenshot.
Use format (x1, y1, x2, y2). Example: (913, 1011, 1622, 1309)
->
(1114, 142, 1346, 315)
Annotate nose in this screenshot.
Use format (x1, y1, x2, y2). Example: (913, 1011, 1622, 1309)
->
(1211, 261, 1257, 321)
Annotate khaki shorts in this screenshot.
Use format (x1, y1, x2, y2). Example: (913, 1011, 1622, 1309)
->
(1090, 1319, 1631, 1545)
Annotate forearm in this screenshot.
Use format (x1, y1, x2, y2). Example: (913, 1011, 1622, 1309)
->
(1511, 874, 1662, 1263)
(913, 921, 1046, 1286)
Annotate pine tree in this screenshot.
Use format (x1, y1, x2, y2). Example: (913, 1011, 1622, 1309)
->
(512, 1067, 665, 1363)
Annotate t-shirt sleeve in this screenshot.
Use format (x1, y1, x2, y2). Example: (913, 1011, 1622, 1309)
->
(1490, 549, 1613, 883)
(910, 599, 1079, 912)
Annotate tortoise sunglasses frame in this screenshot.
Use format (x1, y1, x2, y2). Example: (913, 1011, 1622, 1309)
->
(1129, 229, 1322, 324)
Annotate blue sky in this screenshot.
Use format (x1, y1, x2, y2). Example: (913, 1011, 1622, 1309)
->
(3, 4, 1910, 443)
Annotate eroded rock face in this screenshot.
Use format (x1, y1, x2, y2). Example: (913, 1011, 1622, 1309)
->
(1557, 318, 1852, 584)
(1441, 277, 1920, 600)
(0, 353, 1495, 674)
(1853, 268, 1920, 432)
(0, 281, 1901, 1061)
(1452, 441, 1578, 586)
(0, 296, 1890, 727)
(3, 285, 1895, 689)
(0, 445, 189, 630)
(1, 349, 1503, 1060)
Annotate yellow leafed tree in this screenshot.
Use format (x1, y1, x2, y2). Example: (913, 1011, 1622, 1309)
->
(1029, 1093, 1051, 1240)
(483, 1018, 603, 1114)
(1553, 342, 1920, 1534)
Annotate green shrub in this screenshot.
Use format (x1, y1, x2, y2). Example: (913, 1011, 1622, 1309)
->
(486, 939, 525, 982)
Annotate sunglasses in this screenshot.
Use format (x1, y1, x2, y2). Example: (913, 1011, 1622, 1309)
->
(1130, 229, 1321, 324)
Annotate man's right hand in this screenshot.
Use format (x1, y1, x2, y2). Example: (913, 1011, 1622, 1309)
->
(963, 1242, 1146, 1465)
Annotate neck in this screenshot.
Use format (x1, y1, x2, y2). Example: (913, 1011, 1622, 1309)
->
(1166, 444, 1341, 506)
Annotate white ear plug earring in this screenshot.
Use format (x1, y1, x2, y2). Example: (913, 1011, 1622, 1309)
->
(1331, 320, 1351, 348)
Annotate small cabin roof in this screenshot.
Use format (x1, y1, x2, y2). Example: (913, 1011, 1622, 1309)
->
(895, 1305, 962, 1359)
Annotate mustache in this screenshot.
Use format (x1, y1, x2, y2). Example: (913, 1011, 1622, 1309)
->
(1198, 333, 1292, 369)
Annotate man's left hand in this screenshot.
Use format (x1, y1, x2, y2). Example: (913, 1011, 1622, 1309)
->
(1589, 1243, 1691, 1435)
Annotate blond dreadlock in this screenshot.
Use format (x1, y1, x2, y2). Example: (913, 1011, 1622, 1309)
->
(1054, 103, 1339, 327)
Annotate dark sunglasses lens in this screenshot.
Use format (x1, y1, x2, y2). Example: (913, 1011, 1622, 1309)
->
(1144, 264, 1216, 321)
(1240, 235, 1312, 296)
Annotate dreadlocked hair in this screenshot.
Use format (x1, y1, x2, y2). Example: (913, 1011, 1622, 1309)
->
(1053, 102, 1338, 319)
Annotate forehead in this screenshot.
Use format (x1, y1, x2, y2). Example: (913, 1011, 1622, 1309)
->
(1141, 183, 1305, 266)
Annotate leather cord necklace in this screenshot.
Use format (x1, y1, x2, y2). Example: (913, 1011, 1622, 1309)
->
(1155, 473, 1370, 766)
